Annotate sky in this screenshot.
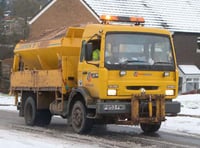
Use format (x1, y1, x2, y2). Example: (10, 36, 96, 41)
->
(0, 93, 200, 147)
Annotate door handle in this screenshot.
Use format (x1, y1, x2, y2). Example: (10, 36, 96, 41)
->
(82, 71, 87, 75)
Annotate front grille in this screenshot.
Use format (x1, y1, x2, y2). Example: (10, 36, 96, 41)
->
(126, 86, 158, 90)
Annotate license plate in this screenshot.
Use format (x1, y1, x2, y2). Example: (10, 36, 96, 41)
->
(103, 104, 126, 111)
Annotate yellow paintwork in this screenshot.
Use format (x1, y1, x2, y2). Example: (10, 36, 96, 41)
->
(78, 24, 178, 100)
(14, 27, 84, 70)
(11, 23, 178, 101)
(11, 27, 84, 93)
(11, 70, 63, 88)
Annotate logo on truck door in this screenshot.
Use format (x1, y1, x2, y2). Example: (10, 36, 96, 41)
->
(87, 72, 99, 82)
(87, 72, 92, 82)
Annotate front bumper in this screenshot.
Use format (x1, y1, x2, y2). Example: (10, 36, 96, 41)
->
(165, 101, 181, 115)
(96, 100, 180, 115)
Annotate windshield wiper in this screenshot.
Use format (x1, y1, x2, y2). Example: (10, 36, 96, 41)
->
(153, 62, 172, 65)
(127, 60, 146, 63)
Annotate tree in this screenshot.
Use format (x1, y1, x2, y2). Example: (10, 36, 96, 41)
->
(0, 0, 49, 58)
(37, 0, 51, 7)
(0, 0, 6, 19)
(12, 0, 40, 19)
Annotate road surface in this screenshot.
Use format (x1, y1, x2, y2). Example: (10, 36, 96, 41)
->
(0, 110, 199, 148)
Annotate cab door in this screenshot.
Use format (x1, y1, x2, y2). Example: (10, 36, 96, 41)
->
(78, 40, 100, 98)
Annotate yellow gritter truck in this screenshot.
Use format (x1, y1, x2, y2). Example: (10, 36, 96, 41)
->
(10, 15, 180, 134)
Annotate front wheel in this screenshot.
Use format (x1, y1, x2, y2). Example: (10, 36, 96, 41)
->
(140, 122, 161, 133)
(71, 101, 93, 134)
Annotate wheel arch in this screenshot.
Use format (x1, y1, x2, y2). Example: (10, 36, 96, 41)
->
(67, 87, 93, 116)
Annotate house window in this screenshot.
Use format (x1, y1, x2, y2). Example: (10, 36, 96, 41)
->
(197, 37, 200, 53)
(185, 77, 200, 92)
(186, 78, 192, 82)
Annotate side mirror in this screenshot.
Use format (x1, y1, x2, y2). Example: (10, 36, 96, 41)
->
(85, 42, 93, 61)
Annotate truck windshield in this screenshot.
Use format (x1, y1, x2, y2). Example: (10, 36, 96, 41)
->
(105, 33, 175, 71)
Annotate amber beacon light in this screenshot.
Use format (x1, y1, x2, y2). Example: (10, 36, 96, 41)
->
(100, 15, 145, 24)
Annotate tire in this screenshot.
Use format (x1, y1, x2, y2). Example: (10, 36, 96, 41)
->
(24, 96, 37, 126)
(36, 110, 52, 126)
(19, 92, 29, 117)
(24, 96, 52, 126)
(71, 101, 93, 134)
(140, 122, 161, 133)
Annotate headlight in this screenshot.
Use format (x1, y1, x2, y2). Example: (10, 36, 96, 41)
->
(107, 89, 117, 96)
(165, 90, 174, 96)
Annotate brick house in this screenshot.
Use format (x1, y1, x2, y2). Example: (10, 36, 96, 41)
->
(27, 0, 200, 93)
(28, 0, 98, 41)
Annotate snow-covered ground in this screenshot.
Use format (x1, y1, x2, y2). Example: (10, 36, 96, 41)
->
(0, 128, 101, 148)
(0, 93, 200, 147)
(161, 94, 200, 136)
(0, 93, 104, 148)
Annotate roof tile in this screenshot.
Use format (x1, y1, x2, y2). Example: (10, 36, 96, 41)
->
(83, 0, 200, 33)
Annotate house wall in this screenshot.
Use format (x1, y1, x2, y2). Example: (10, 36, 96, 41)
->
(173, 32, 200, 68)
(29, 0, 98, 41)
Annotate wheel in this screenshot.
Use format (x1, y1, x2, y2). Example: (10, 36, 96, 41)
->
(19, 92, 29, 117)
(24, 96, 52, 126)
(36, 110, 52, 126)
(140, 122, 161, 133)
(71, 101, 93, 134)
(24, 96, 37, 126)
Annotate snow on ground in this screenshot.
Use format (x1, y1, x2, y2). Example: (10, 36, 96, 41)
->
(0, 128, 100, 148)
(0, 93, 16, 111)
(176, 94, 200, 116)
(161, 94, 200, 136)
(0, 93, 200, 147)
(0, 93, 102, 148)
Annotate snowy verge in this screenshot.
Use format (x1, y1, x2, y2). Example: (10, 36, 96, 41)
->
(176, 94, 200, 116)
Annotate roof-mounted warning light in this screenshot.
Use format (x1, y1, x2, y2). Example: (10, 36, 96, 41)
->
(100, 15, 145, 25)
